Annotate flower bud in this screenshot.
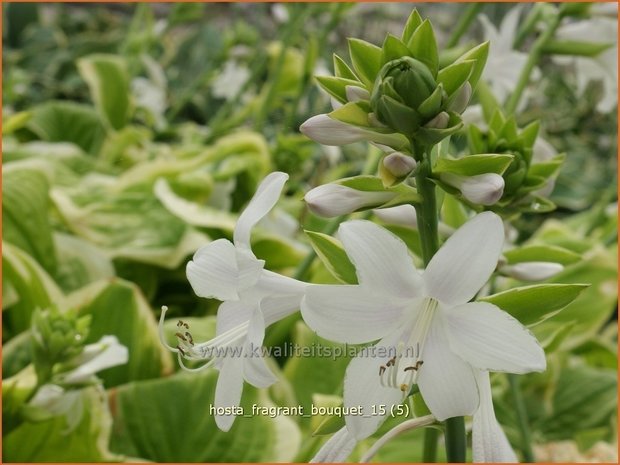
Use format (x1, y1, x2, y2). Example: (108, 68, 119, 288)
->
(304, 183, 396, 217)
(448, 82, 472, 114)
(383, 152, 417, 178)
(499, 261, 564, 281)
(345, 85, 370, 102)
(424, 111, 450, 129)
(370, 56, 437, 135)
(373, 204, 418, 228)
(441, 172, 505, 205)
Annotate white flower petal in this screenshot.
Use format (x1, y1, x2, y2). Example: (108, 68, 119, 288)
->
(444, 302, 546, 374)
(305, 184, 395, 217)
(416, 317, 479, 421)
(63, 336, 128, 384)
(345, 85, 370, 102)
(260, 293, 304, 326)
(343, 332, 405, 439)
(214, 355, 245, 431)
(373, 204, 418, 228)
(338, 220, 422, 298)
(234, 172, 289, 249)
(441, 173, 505, 206)
(216, 300, 255, 336)
(424, 212, 504, 306)
(187, 239, 244, 301)
(472, 370, 518, 463)
(311, 427, 357, 463)
(300, 114, 368, 146)
(243, 309, 277, 388)
(255, 269, 307, 296)
(301, 285, 406, 344)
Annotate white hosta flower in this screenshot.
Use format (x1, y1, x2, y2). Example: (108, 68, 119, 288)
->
(480, 6, 538, 105)
(160, 172, 306, 431)
(211, 60, 251, 101)
(304, 183, 396, 218)
(500, 261, 564, 281)
(441, 172, 505, 206)
(472, 370, 518, 463)
(553, 16, 617, 113)
(301, 212, 545, 440)
(300, 114, 405, 148)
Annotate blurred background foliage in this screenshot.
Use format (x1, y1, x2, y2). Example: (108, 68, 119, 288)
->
(2, 2, 617, 462)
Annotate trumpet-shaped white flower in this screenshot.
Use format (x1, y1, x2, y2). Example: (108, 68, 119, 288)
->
(159, 172, 306, 431)
(441, 172, 505, 206)
(304, 183, 396, 218)
(62, 335, 128, 384)
(553, 15, 617, 113)
(472, 370, 519, 462)
(480, 7, 538, 106)
(301, 212, 545, 440)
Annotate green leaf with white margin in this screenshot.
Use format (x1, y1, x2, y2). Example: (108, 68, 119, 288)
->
(533, 248, 618, 350)
(2, 242, 65, 336)
(252, 234, 307, 270)
(347, 38, 382, 88)
(154, 178, 238, 231)
(26, 101, 107, 154)
(77, 54, 131, 130)
(305, 231, 358, 284)
(434, 153, 514, 176)
(51, 187, 208, 269)
(3, 167, 56, 273)
(66, 279, 173, 387)
(503, 244, 581, 265)
(537, 365, 617, 440)
(283, 321, 352, 424)
(480, 283, 589, 326)
(53, 233, 116, 293)
(109, 370, 300, 461)
(3, 386, 120, 462)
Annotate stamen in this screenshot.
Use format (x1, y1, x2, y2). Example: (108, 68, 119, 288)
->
(158, 306, 179, 353)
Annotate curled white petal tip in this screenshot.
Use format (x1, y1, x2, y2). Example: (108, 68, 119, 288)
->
(345, 85, 370, 102)
(442, 172, 505, 206)
(383, 152, 416, 177)
(304, 184, 395, 218)
(500, 261, 564, 281)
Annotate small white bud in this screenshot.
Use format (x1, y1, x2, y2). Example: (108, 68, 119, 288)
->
(305, 184, 396, 217)
(383, 152, 417, 178)
(373, 204, 418, 228)
(424, 111, 450, 129)
(441, 172, 505, 206)
(345, 85, 370, 102)
(300, 114, 365, 145)
(448, 82, 472, 114)
(499, 261, 564, 281)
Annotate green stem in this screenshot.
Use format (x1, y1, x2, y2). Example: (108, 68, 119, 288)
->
(445, 417, 467, 462)
(413, 157, 439, 265)
(508, 374, 535, 462)
(505, 11, 563, 114)
(423, 427, 439, 462)
(446, 3, 484, 48)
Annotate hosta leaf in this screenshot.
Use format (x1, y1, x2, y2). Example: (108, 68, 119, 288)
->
(2, 167, 56, 273)
(26, 101, 106, 154)
(110, 371, 299, 461)
(78, 54, 131, 130)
